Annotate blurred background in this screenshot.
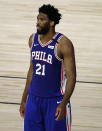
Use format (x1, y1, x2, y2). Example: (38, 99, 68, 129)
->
(0, 0, 102, 131)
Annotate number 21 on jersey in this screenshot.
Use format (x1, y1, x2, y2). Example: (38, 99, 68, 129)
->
(35, 63, 45, 76)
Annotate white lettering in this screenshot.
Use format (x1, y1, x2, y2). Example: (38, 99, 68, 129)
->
(47, 54, 52, 64)
(43, 52, 46, 62)
(32, 51, 52, 64)
(32, 52, 35, 60)
(35, 51, 40, 60)
(40, 51, 43, 60)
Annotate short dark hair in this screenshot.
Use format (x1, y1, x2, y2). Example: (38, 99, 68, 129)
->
(39, 4, 62, 26)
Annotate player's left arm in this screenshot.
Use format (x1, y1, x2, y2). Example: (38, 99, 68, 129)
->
(56, 36, 76, 121)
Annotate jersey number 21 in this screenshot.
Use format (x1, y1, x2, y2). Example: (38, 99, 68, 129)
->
(35, 63, 45, 76)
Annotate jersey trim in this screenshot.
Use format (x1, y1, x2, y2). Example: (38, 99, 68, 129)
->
(54, 44, 63, 61)
(61, 61, 64, 95)
(60, 61, 67, 95)
(54, 34, 64, 61)
(57, 34, 64, 42)
(38, 32, 59, 47)
(61, 61, 67, 95)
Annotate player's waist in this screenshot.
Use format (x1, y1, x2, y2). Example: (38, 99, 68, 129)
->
(29, 84, 63, 98)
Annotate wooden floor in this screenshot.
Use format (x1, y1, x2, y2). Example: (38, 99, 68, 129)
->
(0, 0, 102, 130)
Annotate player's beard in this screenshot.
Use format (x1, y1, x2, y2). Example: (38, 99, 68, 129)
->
(37, 22, 50, 35)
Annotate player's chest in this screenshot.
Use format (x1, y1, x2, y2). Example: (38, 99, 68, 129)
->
(31, 45, 56, 65)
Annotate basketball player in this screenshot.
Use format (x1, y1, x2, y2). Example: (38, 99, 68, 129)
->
(19, 4, 76, 131)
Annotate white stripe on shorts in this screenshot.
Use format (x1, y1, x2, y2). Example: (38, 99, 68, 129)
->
(66, 102, 71, 131)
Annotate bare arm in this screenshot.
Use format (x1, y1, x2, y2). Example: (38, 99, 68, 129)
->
(60, 37, 76, 105)
(21, 34, 34, 103)
(56, 36, 76, 121)
(20, 59, 33, 103)
(19, 34, 34, 118)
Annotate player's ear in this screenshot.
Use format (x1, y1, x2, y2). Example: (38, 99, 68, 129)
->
(50, 21, 55, 27)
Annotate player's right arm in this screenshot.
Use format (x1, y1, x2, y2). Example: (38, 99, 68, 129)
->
(19, 34, 34, 119)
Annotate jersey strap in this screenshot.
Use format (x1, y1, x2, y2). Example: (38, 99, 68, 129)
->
(33, 33, 38, 44)
(33, 32, 64, 46)
(52, 33, 64, 44)
(54, 33, 64, 61)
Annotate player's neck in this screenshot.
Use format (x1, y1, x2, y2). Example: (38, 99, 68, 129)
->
(40, 29, 56, 44)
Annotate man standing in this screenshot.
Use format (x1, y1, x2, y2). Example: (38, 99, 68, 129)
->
(19, 4, 76, 131)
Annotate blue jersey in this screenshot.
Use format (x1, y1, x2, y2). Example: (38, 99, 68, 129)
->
(29, 32, 67, 97)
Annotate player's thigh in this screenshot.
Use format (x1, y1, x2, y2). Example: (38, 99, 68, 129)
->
(24, 95, 44, 131)
(45, 96, 71, 131)
(54, 103, 71, 131)
(24, 95, 41, 121)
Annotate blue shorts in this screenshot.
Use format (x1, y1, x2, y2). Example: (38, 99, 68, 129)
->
(24, 95, 71, 131)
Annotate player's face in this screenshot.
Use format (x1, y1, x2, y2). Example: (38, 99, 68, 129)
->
(36, 13, 50, 34)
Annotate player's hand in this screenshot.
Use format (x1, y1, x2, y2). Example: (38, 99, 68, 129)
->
(19, 102, 26, 119)
(55, 102, 66, 121)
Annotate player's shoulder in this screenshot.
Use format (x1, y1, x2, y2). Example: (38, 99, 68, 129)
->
(28, 33, 35, 48)
(58, 33, 74, 51)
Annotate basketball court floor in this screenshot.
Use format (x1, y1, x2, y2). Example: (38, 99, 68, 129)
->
(0, 0, 102, 130)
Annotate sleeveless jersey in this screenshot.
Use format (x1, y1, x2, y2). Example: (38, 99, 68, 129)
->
(29, 32, 67, 97)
